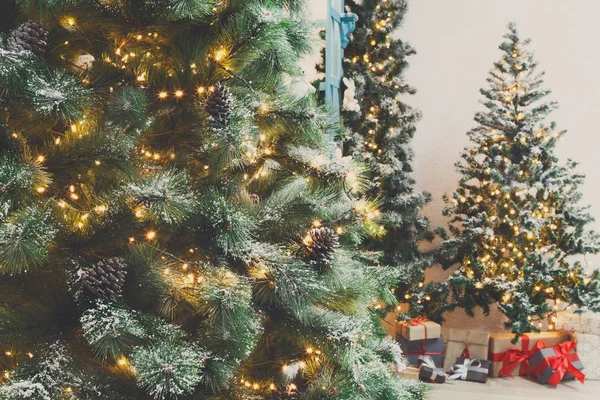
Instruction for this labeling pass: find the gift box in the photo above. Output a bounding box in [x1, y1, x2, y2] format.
[530, 341, 585, 386]
[574, 333, 600, 380]
[399, 366, 420, 380]
[397, 335, 443, 367]
[418, 355, 447, 383]
[442, 329, 489, 371]
[448, 358, 490, 383]
[397, 317, 441, 341]
[488, 331, 572, 377]
[555, 312, 600, 335]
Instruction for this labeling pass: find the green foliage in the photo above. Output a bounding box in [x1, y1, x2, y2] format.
[167, 0, 215, 20]
[25, 69, 93, 122]
[0, 152, 50, 207]
[0, 206, 56, 274]
[198, 189, 255, 254]
[108, 86, 149, 129]
[127, 170, 195, 225]
[81, 301, 146, 361]
[0, 50, 32, 99]
[131, 340, 207, 400]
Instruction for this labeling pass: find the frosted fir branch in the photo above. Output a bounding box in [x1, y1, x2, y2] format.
[81, 301, 146, 361]
[131, 341, 207, 400]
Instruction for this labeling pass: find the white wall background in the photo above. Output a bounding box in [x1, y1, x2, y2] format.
[307, 1, 600, 330]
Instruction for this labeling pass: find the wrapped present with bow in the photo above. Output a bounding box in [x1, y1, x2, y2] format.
[530, 341, 585, 386]
[397, 317, 441, 341]
[488, 331, 572, 377]
[448, 358, 490, 383]
[418, 355, 447, 383]
[397, 335, 444, 367]
[442, 329, 489, 371]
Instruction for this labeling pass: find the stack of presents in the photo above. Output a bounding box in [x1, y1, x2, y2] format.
[389, 312, 599, 385]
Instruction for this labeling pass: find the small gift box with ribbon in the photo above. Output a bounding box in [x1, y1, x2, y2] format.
[398, 335, 444, 367]
[398, 317, 441, 341]
[530, 341, 585, 386]
[418, 355, 447, 383]
[488, 331, 572, 377]
[448, 358, 490, 383]
[443, 329, 489, 371]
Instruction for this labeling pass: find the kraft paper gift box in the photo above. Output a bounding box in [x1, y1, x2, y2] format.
[574, 333, 600, 380]
[399, 366, 420, 380]
[448, 358, 490, 383]
[555, 312, 600, 335]
[397, 317, 441, 341]
[488, 331, 572, 377]
[529, 341, 585, 386]
[442, 329, 489, 371]
[397, 335, 444, 367]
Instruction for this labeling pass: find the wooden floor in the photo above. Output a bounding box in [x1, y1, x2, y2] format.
[428, 377, 599, 400]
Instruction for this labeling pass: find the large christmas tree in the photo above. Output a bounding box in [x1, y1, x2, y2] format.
[0, 1, 426, 399]
[439, 23, 600, 335]
[318, 0, 435, 316]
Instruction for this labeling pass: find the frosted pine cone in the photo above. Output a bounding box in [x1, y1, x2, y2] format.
[205, 83, 233, 124]
[83, 258, 128, 299]
[302, 227, 339, 264]
[6, 20, 49, 58]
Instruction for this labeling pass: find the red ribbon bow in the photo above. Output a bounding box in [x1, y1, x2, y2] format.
[545, 341, 585, 386]
[409, 316, 429, 340]
[492, 335, 545, 377]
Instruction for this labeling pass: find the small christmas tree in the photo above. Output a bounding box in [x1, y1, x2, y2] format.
[440, 23, 600, 335]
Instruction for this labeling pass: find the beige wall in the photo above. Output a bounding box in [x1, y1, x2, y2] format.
[307, 1, 600, 331]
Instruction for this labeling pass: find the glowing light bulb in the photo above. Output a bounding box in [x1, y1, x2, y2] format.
[174, 90, 184, 98]
[214, 49, 227, 61]
[146, 230, 156, 240]
[158, 91, 168, 99]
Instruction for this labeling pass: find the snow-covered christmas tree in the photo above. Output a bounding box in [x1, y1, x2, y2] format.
[439, 23, 600, 335]
[0, 1, 427, 398]
[318, 0, 436, 317]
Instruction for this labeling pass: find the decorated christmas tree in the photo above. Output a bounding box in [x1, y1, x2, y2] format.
[317, 0, 435, 316]
[439, 23, 600, 335]
[0, 1, 427, 399]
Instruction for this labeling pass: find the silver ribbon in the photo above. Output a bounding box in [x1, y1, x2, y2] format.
[419, 355, 447, 381]
[449, 358, 489, 381]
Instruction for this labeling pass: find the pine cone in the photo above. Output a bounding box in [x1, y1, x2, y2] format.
[302, 227, 339, 264]
[83, 258, 128, 299]
[6, 20, 49, 58]
[205, 83, 233, 124]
